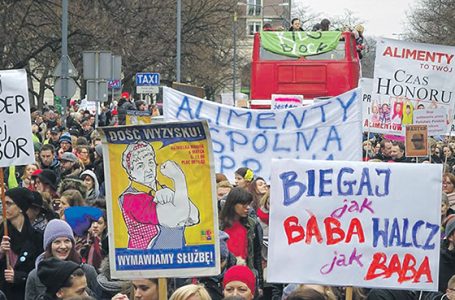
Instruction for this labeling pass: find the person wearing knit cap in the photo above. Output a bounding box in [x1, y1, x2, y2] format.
[223, 265, 256, 300]
[234, 167, 254, 190]
[59, 132, 73, 154]
[439, 216, 455, 293]
[37, 257, 88, 299]
[0, 187, 44, 300]
[25, 219, 101, 300]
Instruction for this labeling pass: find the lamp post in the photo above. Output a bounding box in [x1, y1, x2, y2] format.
[233, 11, 237, 104]
[176, 0, 181, 82]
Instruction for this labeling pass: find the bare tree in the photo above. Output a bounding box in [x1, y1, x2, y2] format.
[0, 0, 236, 106]
[406, 0, 455, 45]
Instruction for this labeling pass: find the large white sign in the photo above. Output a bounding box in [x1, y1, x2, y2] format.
[0, 69, 35, 167]
[268, 159, 442, 291]
[164, 87, 362, 181]
[372, 38, 455, 135]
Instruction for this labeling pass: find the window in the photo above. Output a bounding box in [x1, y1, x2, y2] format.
[247, 0, 262, 16]
[248, 21, 262, 36]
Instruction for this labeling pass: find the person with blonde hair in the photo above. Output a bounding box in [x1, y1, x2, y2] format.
[169, 284, 211, 300]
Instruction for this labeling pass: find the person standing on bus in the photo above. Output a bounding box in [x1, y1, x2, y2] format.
[320, 18, 331, 31]
[289, 18, 303, 31]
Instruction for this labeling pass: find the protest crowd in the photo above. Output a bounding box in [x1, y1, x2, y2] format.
[0, 88, 453, 300]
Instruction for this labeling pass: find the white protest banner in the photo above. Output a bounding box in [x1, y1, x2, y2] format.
[0, 69, 35, 167]
[360, 78, 374, 132]
[372, 38, 455, 135]
[271, 94, 304, 110]
[268, 159, 442, 291]
[413, 107, 448, 136]
[164, 87, 363, 181]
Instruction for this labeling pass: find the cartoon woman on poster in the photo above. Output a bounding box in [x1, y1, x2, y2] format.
[380, 103, 391, 125]
[371, 101, 380, 124]
[119, 141, 200, 249]
[402, 100, 414, 125]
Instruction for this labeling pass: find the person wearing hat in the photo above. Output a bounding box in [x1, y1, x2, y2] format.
[60, 152, 84, 180]
[223, 265, 256, 300]
[0, 187, 43, 300]
[117, 92, 136, 125]
[47, 126, 62, 150]
[32, 169, 60, 200]
[59, 132, 73, 157]
[25, 219, 101, 300]
[27, 191, 58, 232]
[36, 257, 88, 299]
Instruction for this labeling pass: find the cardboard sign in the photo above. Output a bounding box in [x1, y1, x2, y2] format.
[100, 121, 219, 279]
[268, 159, 442, 291]
[372, 38, 455, 135]
[405, 125, 429, 157]
[271, 94, 304, 109]
[0, 69, 35, 167]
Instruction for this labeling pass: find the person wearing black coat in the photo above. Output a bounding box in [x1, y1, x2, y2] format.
[0, 187, 43, 300]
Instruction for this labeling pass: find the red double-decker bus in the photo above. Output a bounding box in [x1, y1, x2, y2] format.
[250, 31, 361, 108]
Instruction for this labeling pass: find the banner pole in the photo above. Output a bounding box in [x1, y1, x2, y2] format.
[158, 278, 167, 300]
[0, 168, 10, 268]
[345, 286, 353, 300]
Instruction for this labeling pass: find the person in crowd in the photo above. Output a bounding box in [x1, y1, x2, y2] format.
[124, 278, 159, 300]
[223, 265, 256, 300]
[76, 145, 93, 170]
[169, 284, 211, 300]
[58, 132, 73, 158]
[441, 193, 455, 239]
[439, 217, 455, 293]
[81, 120, 94, 142]
[443, 173, 455, 209]
[32, 122, 44, 143]
[26, 219, 100, 299]
[320, 18, 331, 31]
[61, 152, 84, 180]
[21, 163, 39, 189]
[191, 231, 237, 300]
[217, 180, 233, 210]
[0, 187, 43, 300]
[288, 18, 303, 31]
[39, 144, 62, 179]
[80, 210, 108, 271]
[257, 191, 270, 240]
[47, 126, 62, 150]
[390, 141, 410, 163]
[443, 145, 455, 170]
[282, 284, 338, 300]
[430, 143, 443, 164]
[354, 24, 365, 59]
[135, 100, 147, 111]
[117, 93, 136, 125]
[80, 170, 100, 203]
[286, 288, 326, 300]
[93, 144, 105, 197]
[32, 169, 60, 201]
[234, 167, 254, 190]
[216, 173, 229, 184]
[96, 258, 128, 299]
[27, 191, 58, 232]
[248, 177, 268, 211]
[36, 257, 88, 299]
[373, 139, 393, 161]
[220, 187, 263, 292]
[56, 189, 86, 218]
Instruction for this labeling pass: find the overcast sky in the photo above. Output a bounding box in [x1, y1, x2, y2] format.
[295, 0, 417, 38]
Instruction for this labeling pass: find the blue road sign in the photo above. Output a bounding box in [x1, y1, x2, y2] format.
[136, 73, 160, 86]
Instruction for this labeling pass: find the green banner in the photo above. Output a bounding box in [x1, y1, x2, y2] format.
[260, 31, 342, 58]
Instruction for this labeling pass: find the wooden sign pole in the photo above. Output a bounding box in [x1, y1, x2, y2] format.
[158, 278, 167, 300]
[0, 168, 10, 268]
